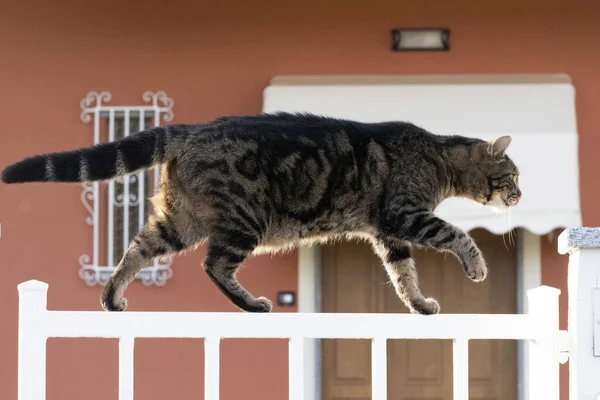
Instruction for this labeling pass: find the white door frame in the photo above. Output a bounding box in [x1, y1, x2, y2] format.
[297, 228, 542, 400]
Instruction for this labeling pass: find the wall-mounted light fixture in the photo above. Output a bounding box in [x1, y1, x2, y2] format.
[392, 28, 450, 51]
[277, 291, 296, 307]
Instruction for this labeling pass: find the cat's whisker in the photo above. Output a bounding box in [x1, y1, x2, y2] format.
[510, 211, 516, 247]
[502, 231, 509, 250]
[503, 209, 516, 247]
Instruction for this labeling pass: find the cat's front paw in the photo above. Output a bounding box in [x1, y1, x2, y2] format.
[244, 296, 273, 313]
[465, 253, 488, 282]
[410, 297, 440, 315]
[255, 296, 273, 312]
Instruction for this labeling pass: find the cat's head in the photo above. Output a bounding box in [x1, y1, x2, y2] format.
[464, 136, 521, 211]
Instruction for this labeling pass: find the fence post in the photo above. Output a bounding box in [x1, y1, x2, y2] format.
[559, 227, 600, 400]
[526, 285, 561, 400]
[17, 280, 49, 400]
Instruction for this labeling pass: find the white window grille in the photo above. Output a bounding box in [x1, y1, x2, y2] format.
[78, 91, 175, 286]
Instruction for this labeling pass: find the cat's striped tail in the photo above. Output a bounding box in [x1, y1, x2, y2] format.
[1, 125, 191, 184]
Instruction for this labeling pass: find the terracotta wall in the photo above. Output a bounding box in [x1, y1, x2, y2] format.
[0, 0, 598, 399]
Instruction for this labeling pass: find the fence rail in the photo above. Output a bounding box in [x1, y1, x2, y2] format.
[18, 280, 564, 400]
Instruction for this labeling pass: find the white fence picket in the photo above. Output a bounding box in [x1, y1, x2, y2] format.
[17, 280, 48, 400]
[453, 339, 469, 400]
[289, 336, 304, 400]
[527, 286, 561, 400]
[119, 336, 135, 400]
[204, 337, 220, 400]
[371, 337, 387, 400]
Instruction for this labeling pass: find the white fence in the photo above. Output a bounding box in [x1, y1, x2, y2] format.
[17, 280, 566, 400]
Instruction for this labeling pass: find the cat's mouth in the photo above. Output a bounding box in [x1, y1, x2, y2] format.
[485, 193, 520, 210]
[505, 193, 521, 207]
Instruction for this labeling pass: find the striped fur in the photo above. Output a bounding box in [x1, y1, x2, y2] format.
[0, 124, 190, 184]
[1, 113, 521, 314]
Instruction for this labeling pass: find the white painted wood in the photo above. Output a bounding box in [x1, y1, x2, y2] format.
[204, 337, 220, 400]
[18, 280, 48, 400]
[36, 311, 541, 339]
[289, 336, 304, 400]
[520, 231, 543, 312]
[559, 228, 600, 400]
[453, 339, 469, 400]
[297, 245, 320, 400]
[119, 336, 135, 400]
[371, 338, 387, 400]
[17, 280, 567, 400]
[517, 230, 542, 400]
[594, 289, 600, 357]
[526, 286, 561, 400]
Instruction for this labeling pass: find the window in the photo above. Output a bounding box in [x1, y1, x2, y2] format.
[78, 91, 175, 286]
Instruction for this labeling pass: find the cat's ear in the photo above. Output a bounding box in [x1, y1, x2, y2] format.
[488, 135, 512, 156]
[471, 135, 512, 161]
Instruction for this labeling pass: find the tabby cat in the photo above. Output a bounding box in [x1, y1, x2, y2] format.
[1, 113, 521, 315]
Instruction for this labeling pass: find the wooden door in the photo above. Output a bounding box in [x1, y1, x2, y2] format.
[321, 229, 518, 400]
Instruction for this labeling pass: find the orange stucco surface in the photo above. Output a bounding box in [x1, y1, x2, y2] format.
[1, 0, 598, 399]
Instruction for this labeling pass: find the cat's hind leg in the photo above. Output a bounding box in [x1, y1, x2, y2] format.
[101, 217, 194, 312]
[203, 224, 272, 313]
[372, 237, 440, 315]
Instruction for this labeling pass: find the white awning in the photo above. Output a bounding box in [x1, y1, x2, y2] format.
[262, 74, 581, 235]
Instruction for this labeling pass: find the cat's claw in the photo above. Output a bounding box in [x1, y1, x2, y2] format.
[410, 297, 440, 315]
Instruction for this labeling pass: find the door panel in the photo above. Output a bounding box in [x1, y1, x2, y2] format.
[321, 229, 518, 400]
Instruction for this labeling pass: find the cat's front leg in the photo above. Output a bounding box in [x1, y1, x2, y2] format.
[372, 237, 440, 315]
[412, 212, 487, 281]
[384, 210, 487, 282]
